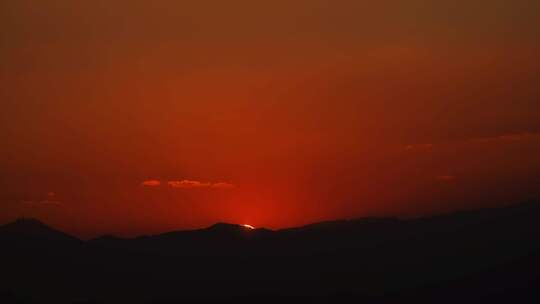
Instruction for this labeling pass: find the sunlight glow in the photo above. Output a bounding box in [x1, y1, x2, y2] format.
[242, 224, 255, 230]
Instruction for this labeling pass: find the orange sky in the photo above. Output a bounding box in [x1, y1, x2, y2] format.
[1, 0, 540, 238]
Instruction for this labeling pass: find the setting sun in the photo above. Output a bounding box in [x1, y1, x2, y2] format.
[2, 0, 540, 302]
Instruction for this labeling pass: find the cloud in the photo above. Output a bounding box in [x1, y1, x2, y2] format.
[476, 132, 535, 143]
[141, 180, 161, 187]
[142, 179, 236, 189]
[403, 132, 540, 152]
[404, 143, 434, 152]
[168, 180, 211, 188]
[167, 180, 236, 189]
[21, 200, 61, 206]
[436, 175, 456, 182]
[20, 191, 61, 205]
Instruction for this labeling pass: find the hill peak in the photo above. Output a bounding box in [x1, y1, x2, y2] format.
[209, 222, 242, 228]
[0, 218, 79, 242]
[6, 218, 51, 230]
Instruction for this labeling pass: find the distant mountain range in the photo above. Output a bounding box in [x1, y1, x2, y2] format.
[0, 218, 79, 243]
[1, 202, 540, 303]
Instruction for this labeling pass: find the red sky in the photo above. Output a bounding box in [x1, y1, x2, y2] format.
[1, 0, 540, 238]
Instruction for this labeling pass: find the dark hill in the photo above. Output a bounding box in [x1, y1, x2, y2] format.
[1, 201, 540, 303]
[0, 218, 79, 243]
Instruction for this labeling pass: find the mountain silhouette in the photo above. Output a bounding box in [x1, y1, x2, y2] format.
[1, 202, 540, 303]
[0, 218, 79, 243]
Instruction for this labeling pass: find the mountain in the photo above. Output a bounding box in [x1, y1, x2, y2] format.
[0, 218, 79, 243]
[1, 202, 540, 303]
[91, 222, 276, 256]
[151, 222, 273, 240]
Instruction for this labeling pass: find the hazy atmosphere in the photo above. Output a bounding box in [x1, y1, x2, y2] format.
[1, 0, 540, 238]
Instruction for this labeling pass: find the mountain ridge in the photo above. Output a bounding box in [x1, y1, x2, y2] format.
[2, 200, 539, 242]
[1, 200, 540, 303]
[0, 218, 79, 243]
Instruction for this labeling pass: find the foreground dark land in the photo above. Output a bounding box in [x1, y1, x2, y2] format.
[1, 202, 540, 303]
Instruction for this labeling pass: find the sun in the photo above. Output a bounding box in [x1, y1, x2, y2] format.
[242, 224, 255, 230]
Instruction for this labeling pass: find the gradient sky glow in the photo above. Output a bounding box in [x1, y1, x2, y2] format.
[1, 0, 540, 238]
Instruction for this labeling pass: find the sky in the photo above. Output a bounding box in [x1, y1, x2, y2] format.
[1, 0, 540, 238]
